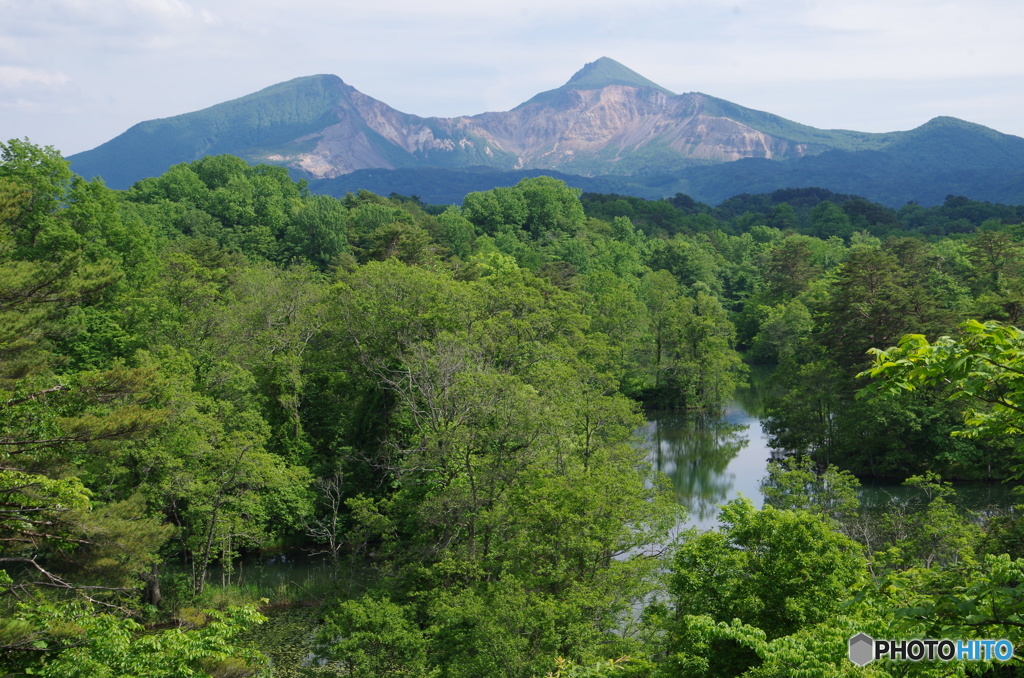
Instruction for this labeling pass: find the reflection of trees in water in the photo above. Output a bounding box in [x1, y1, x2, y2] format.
[856, 482, 1015, 514]
[730, 364, 779, 419]
[643, 412, 748, 522]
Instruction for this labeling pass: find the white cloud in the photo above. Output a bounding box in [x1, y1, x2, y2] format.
[3, 0, 1024, 155]
[790, 0, 1024, 80]
[24, 0, 220, 27]
[1, 0, 223, 55]
[0, 65, 70, 88]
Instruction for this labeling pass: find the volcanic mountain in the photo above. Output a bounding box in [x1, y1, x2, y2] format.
[68, 58, 1024, 206]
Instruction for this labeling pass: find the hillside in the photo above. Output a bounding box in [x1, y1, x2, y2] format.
[67, 58, 1024, 207]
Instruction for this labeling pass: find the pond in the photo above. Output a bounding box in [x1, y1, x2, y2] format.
[640, 367, 1018, 530]
[640, 405, 769, 529]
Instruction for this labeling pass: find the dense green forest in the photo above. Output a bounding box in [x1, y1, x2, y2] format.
[4, 139, 1024, 676]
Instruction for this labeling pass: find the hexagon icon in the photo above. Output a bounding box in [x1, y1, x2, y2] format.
[849, 633, 875, 666]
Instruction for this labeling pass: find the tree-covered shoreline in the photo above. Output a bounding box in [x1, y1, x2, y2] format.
[4, 139, 1024, 676]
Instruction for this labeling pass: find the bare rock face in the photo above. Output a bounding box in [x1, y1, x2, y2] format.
[464, 87, 810, 167]
[247, 62, 817, 179]
[70, 58, 901, 189]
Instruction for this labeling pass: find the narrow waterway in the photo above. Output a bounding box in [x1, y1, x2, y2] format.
[223, 374, 1016, 592]
[640, 370, 1017, 530]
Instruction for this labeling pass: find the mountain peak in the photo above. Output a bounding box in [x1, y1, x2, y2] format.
[564, 57, 674, 95]
[515, 58, 674, 108]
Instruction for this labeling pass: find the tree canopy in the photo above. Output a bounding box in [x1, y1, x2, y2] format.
[5, 139, 1024, 676]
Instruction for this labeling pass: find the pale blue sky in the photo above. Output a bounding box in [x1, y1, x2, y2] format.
[2, 0, 1023, 157]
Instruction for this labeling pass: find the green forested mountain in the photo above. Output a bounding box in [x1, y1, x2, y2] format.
[67, 74, 353, 189]
[67, 58, 1024, 209]
[676, 116, 1024, 206]
[6, 140, 1024, 676]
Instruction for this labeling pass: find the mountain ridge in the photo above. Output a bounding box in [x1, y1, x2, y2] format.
[66, 58, 1024, 207]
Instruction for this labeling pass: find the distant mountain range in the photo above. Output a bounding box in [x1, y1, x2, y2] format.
[68, 58, 1024, 207]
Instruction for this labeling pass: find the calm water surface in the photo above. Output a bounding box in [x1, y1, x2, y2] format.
[640, 405, 770, 529]
[641, 368, 1017, 530]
